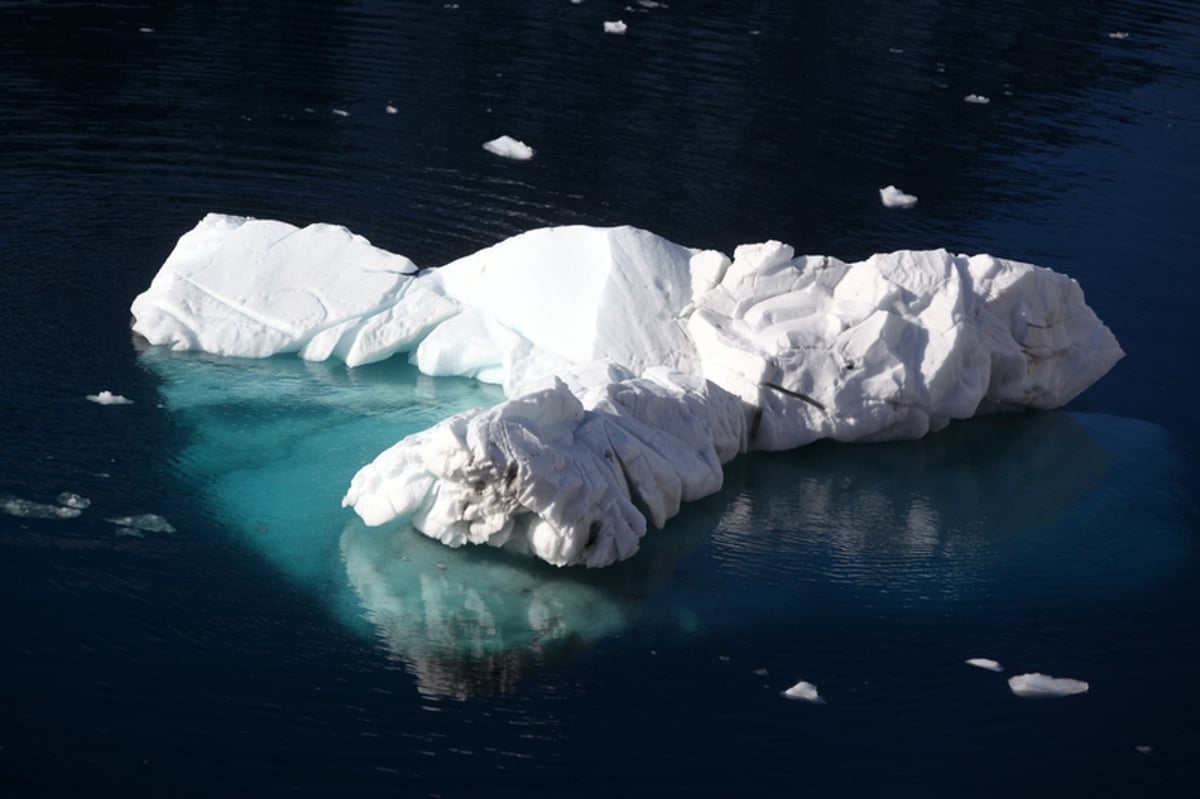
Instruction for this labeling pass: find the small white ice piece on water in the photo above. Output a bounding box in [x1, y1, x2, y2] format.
[86, 390, 133, 405]
[1108, 31, 1130, 40]
[1008, 672, 1089, 698]
[1135, 745, 1153, 754]
[332, 108, 350, 117]
[879, 185, 918, 209]
[782, 680, 824, 703]
[2, 496, 83, 519]
[604, 20, 628, 35]
[385, 104, 398, 114]
[56, 492, 91, 510]
[964, 94, 990, 105]
[965, 658, 1004, 672]
[107, 514, 176, 534]
[482, 135, 534, 160]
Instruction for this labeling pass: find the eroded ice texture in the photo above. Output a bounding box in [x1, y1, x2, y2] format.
[482, 135, 534, 160]
[880, 185, 918, 208]
[782, 680, 824, 703]
[966, 658, 1004, 672]
[1008, 672, 1090, 697]
[132, 217, 1123, 566]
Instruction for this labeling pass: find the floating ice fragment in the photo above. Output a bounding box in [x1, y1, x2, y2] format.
[1108, 31, 1130, 40]
[2, 496, 83, 519]
[106, 513, 176, 534]
[86, 390, 133, 405]
[1135, 745, 1153, 754]
[385, 104, 398, 114]
[965, 657, 1003, 672]
[964, 94, 990, 105]
[332, 108, 350, 117]
[782, 680, 824, 703]
[482, 135, 535, 160]
[56, 492, 91, 510]
[753, 668, 769, 676]
[1008, 672, 1089, 698]
[604, 20, 628, 35]
[139, 27, 154, 33]
[879, 185, 918, 208]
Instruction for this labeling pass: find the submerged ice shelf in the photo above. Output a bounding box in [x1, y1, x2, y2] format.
[132, 215, 1123, 567]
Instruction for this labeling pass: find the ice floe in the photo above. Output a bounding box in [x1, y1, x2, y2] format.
[2, 496, 84, 519]
[483, 135, 535, 160]
[56, 492, 91, 510]
[965, 657, 1003, 672]
[782, 680, 824, 703]
[879, 184, 918, 208]
[86, 390, 133, 405]
[131, 217, 1123, 567]
[1007, 672, 1089, 697]
[106, 513, 177, 534]
[604, 21, 628, 35]
[964, 94, 990, 105]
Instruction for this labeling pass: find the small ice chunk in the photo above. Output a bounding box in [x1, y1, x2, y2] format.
[138, 27, 154, 33]
[482, 135, 535, 160]
[1008, 672, 1089, 698]
[782, 680, 824, 703]
[964, 94, 990, 105]
[1135, 745, 1153, 754]
[86, 390, 133, 405]
[332, 108, 350, 117]
[56, 492, 91, 510]
[965, 657, 1003, 672]
[753, 668, 769, 676]
[2, 496, 83, 519]
[1108, 31, 1130, 40]
[879, 185, 918, 209]
[385, 104, 398, 114]
[604, 20, 628, 35]
[107, 514, 176, 534]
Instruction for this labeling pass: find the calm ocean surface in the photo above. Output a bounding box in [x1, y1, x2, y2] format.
[2, 1, 1198, 796]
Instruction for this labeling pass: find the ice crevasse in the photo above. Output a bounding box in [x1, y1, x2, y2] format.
[131, 214, 1123, 567]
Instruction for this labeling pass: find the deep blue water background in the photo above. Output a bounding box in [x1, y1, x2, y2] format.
[2, 1, 1199, 796]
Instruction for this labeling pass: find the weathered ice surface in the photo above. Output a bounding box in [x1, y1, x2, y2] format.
[133, 216, 1123, 566]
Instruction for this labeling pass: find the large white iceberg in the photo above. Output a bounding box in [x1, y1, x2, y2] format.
[132, 214, 1123, 567]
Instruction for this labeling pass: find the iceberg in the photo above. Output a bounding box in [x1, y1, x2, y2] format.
[131, 215, 1123, 567]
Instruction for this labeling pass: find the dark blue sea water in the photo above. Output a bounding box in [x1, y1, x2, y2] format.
[3, 1, 1199, 796]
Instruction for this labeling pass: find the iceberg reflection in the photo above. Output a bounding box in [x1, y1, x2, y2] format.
[706, 411, 1189, 609]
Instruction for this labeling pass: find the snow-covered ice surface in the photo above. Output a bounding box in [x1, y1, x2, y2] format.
[482, 135, 535, 160]
[132, 216, 1123, 567]
[1008, 672, 1090, 697]
[880, 185, 918, 208]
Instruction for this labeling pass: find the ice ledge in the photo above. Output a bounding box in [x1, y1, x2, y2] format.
[133, 216, 1123, 566]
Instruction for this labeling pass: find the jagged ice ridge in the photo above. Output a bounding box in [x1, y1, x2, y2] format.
[131, 214, 1123, 567]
